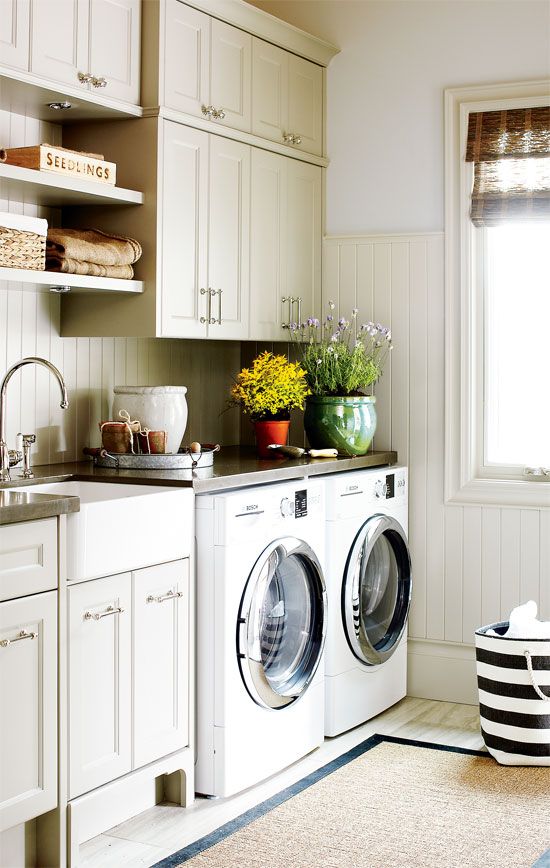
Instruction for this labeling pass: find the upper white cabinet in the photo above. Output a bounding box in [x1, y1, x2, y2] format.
[0, 590, 57, 832]
[162, 121, 250, 340]
[250, 149, 321, 341]
[209, 18, 251, 133]
[0, 0, 30, 70]
[163, 0, 209, 117]
[164, 2, 251, 133]
[30, 0, 141, 104]
[252, 39, 323, 157]
[88, 0, 141, 103]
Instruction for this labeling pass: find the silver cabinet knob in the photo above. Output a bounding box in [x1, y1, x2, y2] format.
[77, 71, 92, 84]
[282, 132, 302, 146]
[91, 75, 107, 88]
[201, 104, 215, 119]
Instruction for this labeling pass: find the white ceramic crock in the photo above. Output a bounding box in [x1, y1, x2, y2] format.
[112, 386, 188, 454]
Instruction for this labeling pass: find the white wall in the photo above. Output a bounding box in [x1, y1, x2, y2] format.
[250, 0, 550, 702]
[0, 111, 240, 464]
[248, 0, 550, 234]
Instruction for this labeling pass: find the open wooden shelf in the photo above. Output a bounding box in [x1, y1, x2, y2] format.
[0, 163, 143, 207]
[0, 267, 143, 294]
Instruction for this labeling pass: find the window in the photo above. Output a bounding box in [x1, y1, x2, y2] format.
[483, 223, 550, 471]
[445, 81, 550, 507]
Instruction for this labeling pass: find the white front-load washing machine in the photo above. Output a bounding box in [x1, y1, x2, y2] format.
[324, 466, 411, 737]
[195, 478, 327, 797]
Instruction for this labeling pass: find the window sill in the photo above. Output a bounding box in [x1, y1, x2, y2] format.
[447, 477, 550, 509]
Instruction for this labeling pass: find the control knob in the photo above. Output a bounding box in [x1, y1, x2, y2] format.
[374, 479, 387, 499]
[280, 497, 294, 517]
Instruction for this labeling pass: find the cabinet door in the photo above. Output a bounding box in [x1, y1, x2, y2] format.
[88, 0, 140, 104]
[287, 55, 323, 157]
[209, 19, 251, 133]
[133, 560, 189, 768]
[251, 38, 288, 146]
[164, 0, 209, 117]
[286, 160, 322, 324]
[207, 136, 250, 340]
[161, 121, 209, 338]
[0, 591, 57, 832]
[31, 0, 89, 89]
[0, 0, 30, 70]
[249, 149, 288, 341]
[68, 573, 131, 799]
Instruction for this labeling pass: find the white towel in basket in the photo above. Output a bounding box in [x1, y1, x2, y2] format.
[488, 601, 550, 639]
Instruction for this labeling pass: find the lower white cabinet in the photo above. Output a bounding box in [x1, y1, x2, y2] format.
[0, 590, 57, 832]
[68, 572, 132, 799]
[68, 560, 190, 798]
[133, 560, 189, 767]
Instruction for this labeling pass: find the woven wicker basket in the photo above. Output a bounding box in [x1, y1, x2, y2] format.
[0, 225, 46, 270]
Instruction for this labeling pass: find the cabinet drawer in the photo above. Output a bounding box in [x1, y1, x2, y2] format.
[0, 518, 57, 602]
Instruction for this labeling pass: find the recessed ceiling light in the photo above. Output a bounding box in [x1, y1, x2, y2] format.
[47, 101, 72, 111]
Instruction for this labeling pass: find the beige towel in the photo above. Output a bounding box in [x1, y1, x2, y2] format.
[47, 228, 142, 267]
[46, 255, 134, 279]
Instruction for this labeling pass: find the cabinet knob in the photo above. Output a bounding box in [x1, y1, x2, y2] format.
[201, 104, 215, 119]
[283, 132, 302, 146]
[91, 75, 108, 88]
[77, 71, 92, 84]
[212, 107, 226, 120]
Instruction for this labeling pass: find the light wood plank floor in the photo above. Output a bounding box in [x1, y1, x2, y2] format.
[81, 698, 483, 867]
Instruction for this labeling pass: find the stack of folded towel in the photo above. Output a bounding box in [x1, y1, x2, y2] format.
[46, 228, 142, 279]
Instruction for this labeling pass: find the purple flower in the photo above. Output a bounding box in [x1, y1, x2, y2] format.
[326, 315, 334, 322]
[338, 317, 346, 327]
[330, 333, 339, 342]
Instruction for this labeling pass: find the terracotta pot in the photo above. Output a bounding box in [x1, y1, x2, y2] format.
[253, 419, 290, 459]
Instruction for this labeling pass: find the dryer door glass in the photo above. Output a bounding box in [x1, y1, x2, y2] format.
[343, 515, 411, 666]
[238, 538, 327, 709]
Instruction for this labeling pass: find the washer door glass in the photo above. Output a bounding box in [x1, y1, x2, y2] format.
[343, 515, 412, 666]
[238, 537, 327, 709]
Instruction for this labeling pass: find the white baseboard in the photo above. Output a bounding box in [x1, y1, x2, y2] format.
[407, 639, 478, 705]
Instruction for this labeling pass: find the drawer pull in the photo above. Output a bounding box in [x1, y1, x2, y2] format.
[146, 590, 183, 604]
[0, 629, 37, 648]
[91, 75, 107, 88]
[77, 71, 92, 84]
[84, 605, 124, 621]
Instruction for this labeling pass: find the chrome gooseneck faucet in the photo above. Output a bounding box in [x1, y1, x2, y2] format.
[0, 357, 69, 482]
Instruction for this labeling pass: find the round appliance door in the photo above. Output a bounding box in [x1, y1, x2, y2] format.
[238, 537, 327, 710]
[343, 515, 412, 666]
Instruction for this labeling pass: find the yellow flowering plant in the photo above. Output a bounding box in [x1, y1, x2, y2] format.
[230, 351, 310, 421]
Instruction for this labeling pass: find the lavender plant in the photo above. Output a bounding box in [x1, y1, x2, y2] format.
[289, 301, 393, 396]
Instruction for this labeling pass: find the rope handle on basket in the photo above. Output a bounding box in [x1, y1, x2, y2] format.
[524, 651, 550, 702]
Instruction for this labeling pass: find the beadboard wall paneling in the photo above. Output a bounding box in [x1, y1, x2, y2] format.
[0, 110, 240, 462]
[323, 234, 550, 650]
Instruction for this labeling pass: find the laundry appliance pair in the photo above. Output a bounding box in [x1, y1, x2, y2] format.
[195, 466, 411, 798]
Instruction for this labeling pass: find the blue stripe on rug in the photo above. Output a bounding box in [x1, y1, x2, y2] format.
[533, 849, 550, 867]
[150, 735, 488, 868]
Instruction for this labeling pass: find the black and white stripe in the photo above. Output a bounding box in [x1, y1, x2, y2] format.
[475, 623, 550, 766]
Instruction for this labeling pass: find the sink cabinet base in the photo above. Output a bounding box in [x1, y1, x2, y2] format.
[67, 746, 194, 867]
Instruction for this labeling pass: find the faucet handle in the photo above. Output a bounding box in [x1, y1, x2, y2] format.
[8, 449, 23, 468]
[19, 433, 36, 479]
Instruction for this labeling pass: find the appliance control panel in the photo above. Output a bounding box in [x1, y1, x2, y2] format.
[373, 470, 406, 499]
[280, 489, 308, 518]
[216, 480, 323, 544]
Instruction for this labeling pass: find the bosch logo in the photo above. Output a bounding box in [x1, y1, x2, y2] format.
[245, 504, 258, 512]
[347, 485, 359, 491]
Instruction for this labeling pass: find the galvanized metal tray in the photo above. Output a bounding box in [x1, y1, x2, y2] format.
[91, 444, 220, 470]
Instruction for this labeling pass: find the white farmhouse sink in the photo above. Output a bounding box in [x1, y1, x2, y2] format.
[14, 481, 193, 582]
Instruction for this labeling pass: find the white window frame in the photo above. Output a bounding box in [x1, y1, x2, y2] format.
[444, 80, 550, 508]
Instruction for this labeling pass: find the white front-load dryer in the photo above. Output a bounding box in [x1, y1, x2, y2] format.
[324, 466, 411, 737]
[195, 479, 327, 797]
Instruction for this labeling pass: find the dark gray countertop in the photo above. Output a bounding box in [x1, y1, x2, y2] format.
[1, 446, 398, 497]
[0, 488, 80, 526]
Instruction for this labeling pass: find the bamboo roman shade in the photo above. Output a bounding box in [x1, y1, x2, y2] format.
[466, 106, 550, 226]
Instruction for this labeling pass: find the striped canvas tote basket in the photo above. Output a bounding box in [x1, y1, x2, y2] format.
[475, 622, 550, 766]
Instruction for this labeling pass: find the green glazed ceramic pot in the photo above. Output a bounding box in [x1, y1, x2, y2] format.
[304, 395, 377, 456]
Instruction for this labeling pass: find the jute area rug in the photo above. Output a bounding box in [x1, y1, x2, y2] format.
[154, 735, 550, 868]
